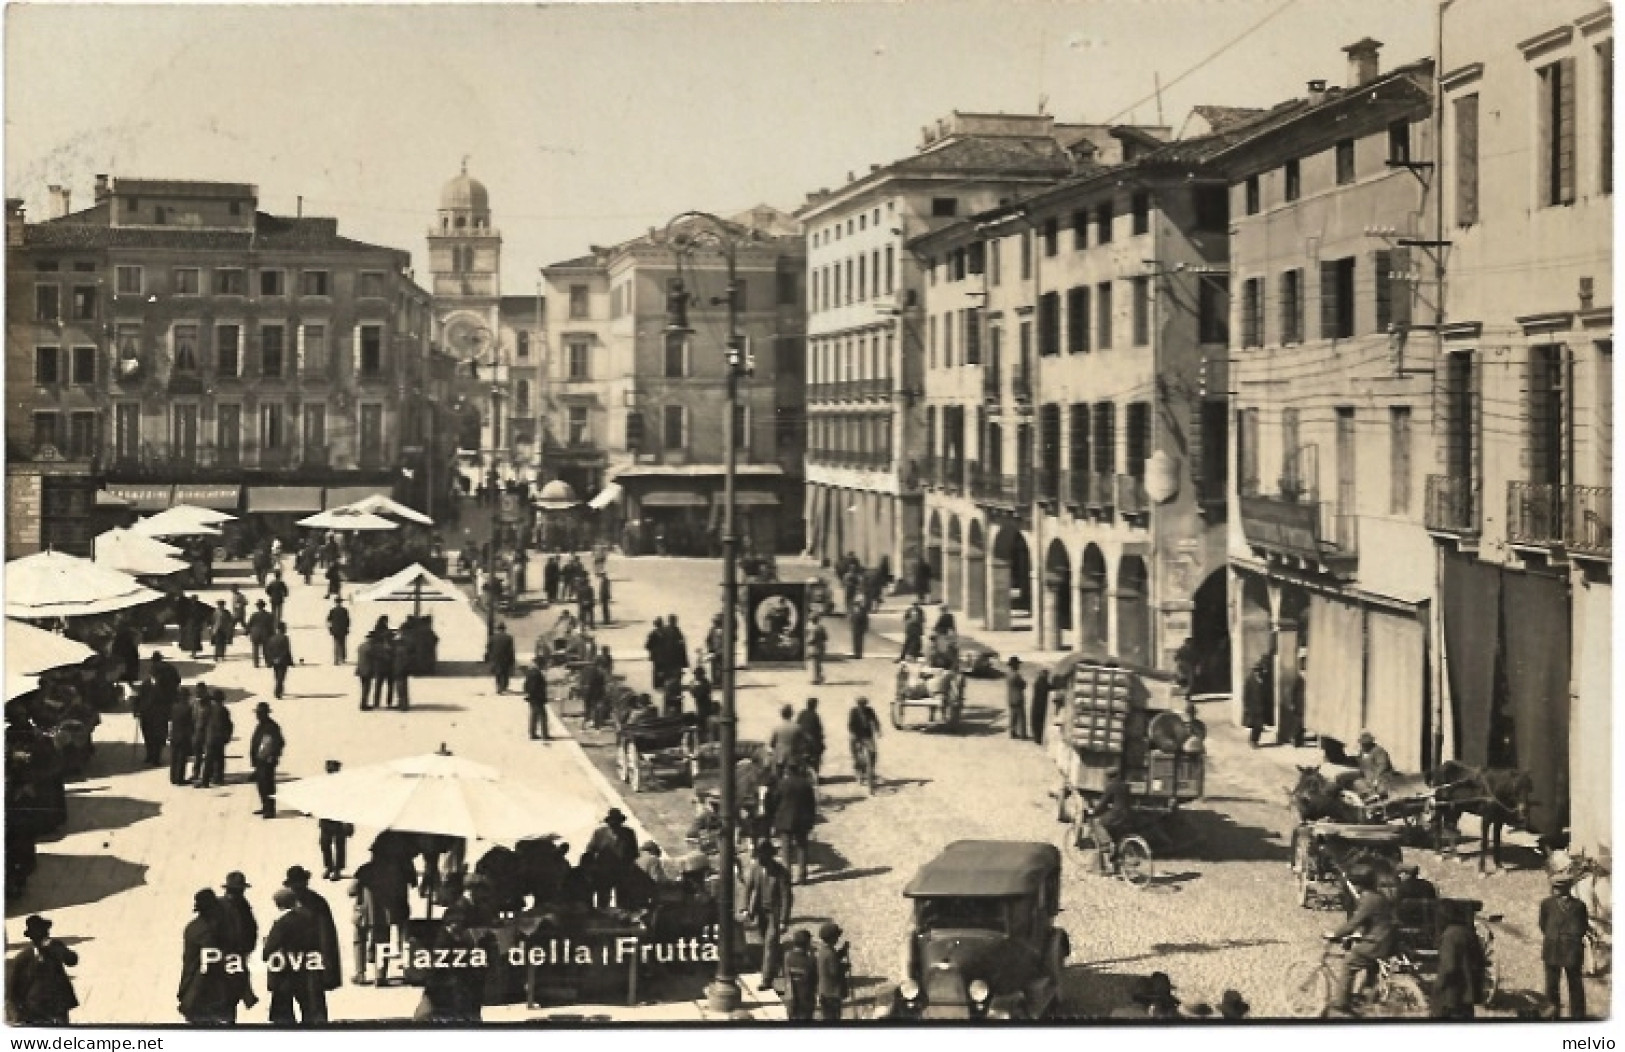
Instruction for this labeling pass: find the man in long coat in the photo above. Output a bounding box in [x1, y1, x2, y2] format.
[645, 618, 668, 691]
[848, 595, 869, 659]
[168, 689, 197, 786]
[178, 890, 234, 1023]
[774, 764, 818, 884]
[218, 871, 260, 1015]
[249, 702, 285, 818]
[245, 600, 275, 668]
[264, 888, 323, 1025]
[487, 623, 517, 694]
[6, 915, 79, 1024]
[264, 623, 294, 700]
[195, 693, 233, 789]
[139, 653, 180, 766]
[284, 866, 341, 1015]
[581, 809, 638, 908]
[210, 601, 237, 662]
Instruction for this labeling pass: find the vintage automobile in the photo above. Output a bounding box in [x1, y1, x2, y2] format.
[883, 840, 1070, 1020]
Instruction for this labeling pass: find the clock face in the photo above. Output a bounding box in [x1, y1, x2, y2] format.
[446, 318, 489, 358]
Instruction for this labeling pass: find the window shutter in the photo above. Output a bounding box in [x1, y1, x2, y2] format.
[1320, 261, 1339, 339]
[1374, 250, 1393, 332]
[1559, 56, 1577, 204]
[296, 324, 306, 376]
[1391, 247, 1412, 329]
[351, 325, 361, 381]
[1456, 94, 1479, 224]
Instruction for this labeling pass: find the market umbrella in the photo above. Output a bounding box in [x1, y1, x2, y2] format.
[533, 479, 580, 512]
[93, 528, 190, 577]
[4, 621, 96, 676]
[297, 508, 399, 532]
[129, 508, 223, 539]
[4, 551, 163, 620]
[343, 494, 434, 526]
[351, 563, 464, 617]
[277, 747, 603, 843]
[5, 673, 40, 703]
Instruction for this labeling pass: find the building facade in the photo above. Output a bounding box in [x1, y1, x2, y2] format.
[5, 176, 434, 540]
[1431, 0, 1612, 842]
[800, 113, 1093, 579]
[1217, 44, 1440, 772]
[913, 133, 1234, 684]
[539, 254, 619, 501]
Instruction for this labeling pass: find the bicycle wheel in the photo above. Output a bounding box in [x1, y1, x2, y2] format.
[1118, 835, 1154, 888]
[1282, 958, 1331, 1017]
[1370, 973, 1427, 1018]
[1062, 809, 1095, 869]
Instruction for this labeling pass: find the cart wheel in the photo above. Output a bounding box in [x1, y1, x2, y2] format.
[1476, 920, 1499, 1002]
[627, 744, 644, 793]
[890, 698, 905, 730]
[1118, 836, 1154, 888]
[615, 740, 630, 783]
[1282, 957, 1331, 1017]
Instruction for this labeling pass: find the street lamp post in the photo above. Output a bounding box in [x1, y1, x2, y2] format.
[660, 209, 755, 1015]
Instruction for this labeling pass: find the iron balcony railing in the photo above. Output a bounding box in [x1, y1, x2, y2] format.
[1507, 481, 1563, 548]
[1424, 474, 1479, 535]
[1507, 481, 1613, 559]
[1564, 484, 1612, 558]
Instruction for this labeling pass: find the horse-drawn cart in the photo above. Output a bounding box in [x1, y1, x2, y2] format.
[892, 658, 965, 731]
[616, 714, 702, 792]
[1290, 821, 1405, 910]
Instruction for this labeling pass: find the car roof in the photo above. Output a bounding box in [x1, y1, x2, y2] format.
[903, 840, 1061, 898]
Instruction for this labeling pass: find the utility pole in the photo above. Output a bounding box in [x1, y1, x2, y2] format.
[662, 210, 755, 1015]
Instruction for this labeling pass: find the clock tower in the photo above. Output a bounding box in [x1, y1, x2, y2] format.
[428, 161, 506, 461]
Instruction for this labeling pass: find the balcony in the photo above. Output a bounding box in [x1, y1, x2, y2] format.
[1424, 474, 1480, 537]
[1239, 494, 1358, 577]
[968, 467, 1027, 508]
[1116, 473, 1149, 519]
[1507, 481, 1613, 560]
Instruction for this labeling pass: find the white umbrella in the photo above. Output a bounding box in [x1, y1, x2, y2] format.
[4, 621, 96, 676]
[93, 528, 191, 577]
[351, 563, 464, 616]
[297, 508, 399, 532]
[4, 552, 163, 620]
[344, 494, 434, 526]
[168, 504, 237, 525]
[277, 747, 602, 843]
[5, 673, 39, 703]
[130, 508, 223, 538]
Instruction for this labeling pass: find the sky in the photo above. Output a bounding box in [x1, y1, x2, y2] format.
[5, 1, 1436, 292]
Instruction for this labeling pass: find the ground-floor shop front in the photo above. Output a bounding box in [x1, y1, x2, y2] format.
[805, 481, 919, 577]
[616, 465, 801, 557]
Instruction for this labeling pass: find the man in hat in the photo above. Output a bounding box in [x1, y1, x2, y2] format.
[318, 762, 353, 880]
[781, 928, 817, 1020]
[582, 809, 638, 908]
[135, 653, 176, 767]
[195, 691, 234, 789]
[1334, 731, 1396, 800]
[265, 570, 289, 625]
[245, 600, 275, 668]
[249, 702, 285, 818]
[899, 600, 925, 663]
[769, 704, 805, 775]
[6, 915, 79, 1024]
[1540, 870, 1589, 1018]
[813, 921, 850, 1021]
[743, 839, 793, 991]
[327, 597, 350, 666]
[210, 600, 237, 662]
[168, 687, 198, 786]
[775, 763, 819, 885]
[389, 628, 413, 710]
[264, 886, 322, 1025]
[848, 593, 869, 659]
[1120, 972, 1180, 1019]
[795, 698, 825, 776]
[178, 889, 233, 1024]
[1218, 989, 1251, 1020]
[1323, 867, 1396, 1015]
[284, 865, 341, 1012]
[230, 584, 249, 630]
[1241, 654, 1272, 748]
[264, 622, 294, 700]
[577, 575, 596, 629]
[1394, 863, 1437, 902]
[805, 614, 828, 685]
[486, 622, 517, 695]
[523, 654, 552, 741]
[325, 556, 344, 602]
[218, 872, 260, 1014]
[1433, 899, 1485, 1019]
[598, 572, 612, 625]
[1005, 656, 1028, 739]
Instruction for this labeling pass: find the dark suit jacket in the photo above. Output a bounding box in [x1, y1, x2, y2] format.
[487, 632, 516, 673]
[293, 886, 343, 990]
[263, 905, 322, 994]
[178, 915, 231, 1020]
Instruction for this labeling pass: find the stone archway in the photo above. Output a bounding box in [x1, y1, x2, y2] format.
[1079, 544, 1109, 648]
[1042, 537, 1073, 650]
[1190, 569, 1231, 696]
[945, 516, 964, 611]
[965, 519, 988, 622]
[989, 524, 1032, 632]
[1116, 555, 1151, 667]
[1235, 571, 1273, 722]
[925, 510, 944, 605]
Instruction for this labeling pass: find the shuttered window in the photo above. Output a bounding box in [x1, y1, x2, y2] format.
[1069, 403, 1090, 475]
[1238, 407, 1260, 496]
[1241, 278, 1264, 347]
[1067, 286, 1090, 353]
[1538, 57, 1578, 206]
[1280, 269, 1303, 345]
[1390, 406, 1412, 514]
[1375, 248, 1412, 333]
[1126, 402, 1150, 478]
[1454, 93, 1480, 224]
[1601, 41, 1614, 195]
[1093, 401, 1116, 475]
[965, 307, 982, 365]
[1096, 282, 1113, 349]
[1038, 292, 1061, 356]
[1320, 258, 1355, 340]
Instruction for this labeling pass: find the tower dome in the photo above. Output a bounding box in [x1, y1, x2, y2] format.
[440, 170, 489, 213]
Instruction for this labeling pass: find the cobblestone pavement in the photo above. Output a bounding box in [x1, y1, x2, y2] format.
[573, 554, 1610, 1021]
[6, 547, 1607, 1023]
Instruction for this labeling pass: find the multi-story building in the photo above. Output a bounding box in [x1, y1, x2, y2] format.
[1216, 42, 1439, 771]
[913, 128, 1235, 685]
[4, 175, 434, 546]
[541, 206, 807, 554]
[1431, 0, 1612, 845]
[799, 113, 1100, 579]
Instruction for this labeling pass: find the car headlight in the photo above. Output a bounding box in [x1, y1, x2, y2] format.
[899, 979, 920, 1004]
[968, 979, 991, 1004]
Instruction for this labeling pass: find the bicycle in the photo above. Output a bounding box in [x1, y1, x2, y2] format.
[1064, 808, 1154, 888]
[852, 737, 878, 794]
[1283, 940, 1428, 1018]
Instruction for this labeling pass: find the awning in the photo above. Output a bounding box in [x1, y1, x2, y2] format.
[105, 484, 172, 511]
[325, 486, 384, 509]
[247, 486, 324, 514]
[94, 490, 133, 508]
[587, 482, 624, 510]
[171, 484, 241, 511]
[640, 491, 709, 508]
[730, 491, 780, 507]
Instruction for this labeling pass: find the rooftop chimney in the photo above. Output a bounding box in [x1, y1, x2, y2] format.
[1343, 37, 1382, 88]
[46, 185, 71, 219]
[1307, 79, 1329, 106]
[93, 174, 110, 202]
[6, 198, 26, 248]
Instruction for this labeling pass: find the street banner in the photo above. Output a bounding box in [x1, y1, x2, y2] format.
[745, 581, 807, 664]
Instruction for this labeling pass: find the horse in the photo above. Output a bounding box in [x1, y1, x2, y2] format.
[1288, 765, 1366, 825]
[1426, 760, 1535, 872]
